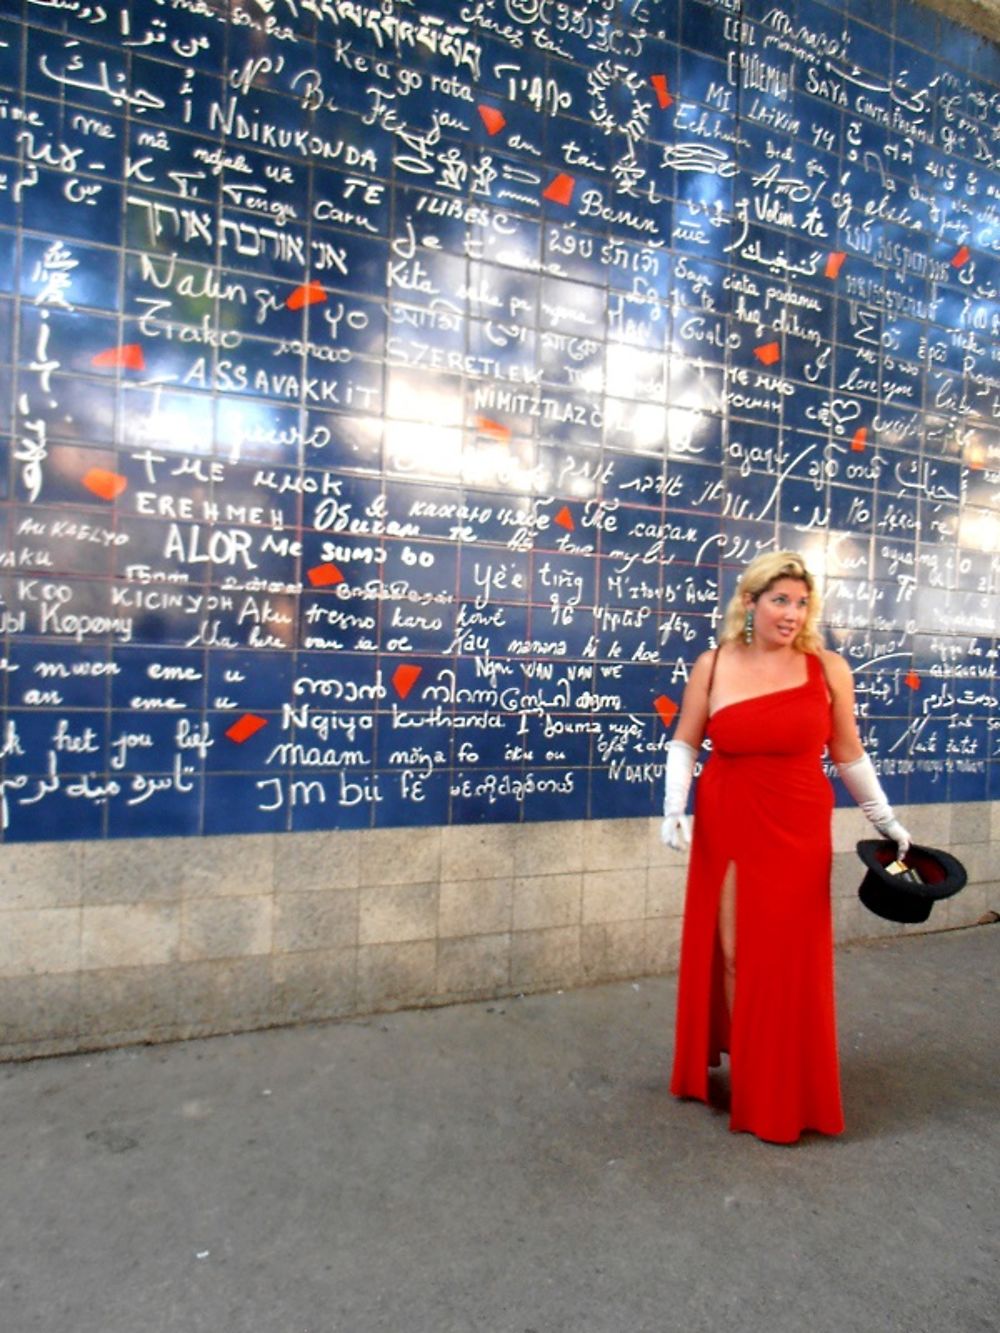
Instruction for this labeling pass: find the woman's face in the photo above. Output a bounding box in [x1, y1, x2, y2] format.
[747, 577, 810, 647]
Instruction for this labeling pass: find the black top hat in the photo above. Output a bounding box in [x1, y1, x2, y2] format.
[856, 841, 968, 924]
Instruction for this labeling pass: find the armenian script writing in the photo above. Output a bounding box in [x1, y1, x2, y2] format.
[0, 0, 997, 839]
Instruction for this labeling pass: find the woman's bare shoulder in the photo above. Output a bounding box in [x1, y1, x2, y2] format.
[680, 649, 718, 697]
[819, 648, 853, 684]
[691, 647, 720, 677]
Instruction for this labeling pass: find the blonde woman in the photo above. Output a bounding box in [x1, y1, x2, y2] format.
[662, 550, 910, 1143]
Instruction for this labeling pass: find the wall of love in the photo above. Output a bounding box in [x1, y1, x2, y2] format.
[0, 0, 997, 841]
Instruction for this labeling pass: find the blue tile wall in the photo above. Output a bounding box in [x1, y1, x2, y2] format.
[0, 0, 997, 840]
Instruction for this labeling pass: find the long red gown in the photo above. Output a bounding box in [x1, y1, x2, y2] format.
[669, 652, 845, 1143]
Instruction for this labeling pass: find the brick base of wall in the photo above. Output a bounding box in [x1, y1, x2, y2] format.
[0, 802, 996, 1060]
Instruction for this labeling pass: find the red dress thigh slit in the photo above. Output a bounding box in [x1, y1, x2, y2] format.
[669, 653, 845, 1144]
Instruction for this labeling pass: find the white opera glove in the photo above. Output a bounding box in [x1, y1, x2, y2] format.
[661, 739, 696, 851]
[836, 752, 911, 859]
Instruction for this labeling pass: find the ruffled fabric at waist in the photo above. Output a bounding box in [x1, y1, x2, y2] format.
[710, 748, 826, 763]
[700, 749, 833, 805]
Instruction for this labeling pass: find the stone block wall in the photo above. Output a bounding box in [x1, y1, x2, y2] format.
[1, 803, 996, 1061]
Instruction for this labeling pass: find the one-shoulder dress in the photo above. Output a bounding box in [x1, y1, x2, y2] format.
[669, 651, 845, 1143]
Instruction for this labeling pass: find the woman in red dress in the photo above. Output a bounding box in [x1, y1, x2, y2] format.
[662, 551, 911, 1143]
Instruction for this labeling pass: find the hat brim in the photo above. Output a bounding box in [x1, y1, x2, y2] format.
[855, 841, 968, 924]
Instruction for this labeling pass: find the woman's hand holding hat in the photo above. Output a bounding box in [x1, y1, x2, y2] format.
[836, 752, 911, 859]
[872, 816, 911, 861]
[661, 740, 696, 851]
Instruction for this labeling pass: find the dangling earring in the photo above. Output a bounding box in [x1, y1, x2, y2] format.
[744, 608, 754, 644]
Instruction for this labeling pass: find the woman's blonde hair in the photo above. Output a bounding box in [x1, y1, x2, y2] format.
[719, 550, 824, 653]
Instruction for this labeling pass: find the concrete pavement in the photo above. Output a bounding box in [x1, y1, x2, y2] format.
[1, 924, 997, 1333]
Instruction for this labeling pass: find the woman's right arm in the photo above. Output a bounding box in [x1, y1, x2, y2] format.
[660, 650, 714, 849]
[673, 649, 715, 749]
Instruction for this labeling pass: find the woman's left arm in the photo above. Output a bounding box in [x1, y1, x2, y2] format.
[823, 650, 864, 765]
[822, 651, 912, 858]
